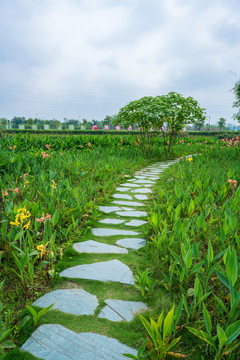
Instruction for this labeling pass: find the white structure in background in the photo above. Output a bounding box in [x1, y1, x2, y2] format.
[44, 124, 49, 130]
[19, 124, 25, 130]
[69, 125, 74, 130]
[104, 125, 110, 130]
[32, 125, 37, 130]
[81, 125, 86, 130]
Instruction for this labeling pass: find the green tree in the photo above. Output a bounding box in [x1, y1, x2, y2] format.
[232, 79, 240, 123]
[218, 117, 226, 130]
[159, 92, 205, 152]
[117, 92, 205, 153]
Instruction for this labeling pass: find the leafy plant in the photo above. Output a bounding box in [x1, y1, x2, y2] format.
[27, 303, 55, 327]
[139, 305, 187, 359]
[134, 269, 156, 297]
[187, 314, 240, 360]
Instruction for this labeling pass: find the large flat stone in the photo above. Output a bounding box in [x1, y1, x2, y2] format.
[133, 179, 155, 184]
[134, 176, 148, 179]
[99, 206, 121, 213]
[116, 238, 146, 250]
[33, 289, 98, 315]
[99, 206, 135, 214]
[21, 324, 137, 360]
[73, 240, 128, 254]
[99, 218, 125, 225]
[125, 220, 147, 227]
[131, 188, 152, 194]
[120, 183, 142, 188]
[59, 259, 134, 285]
[116, 187, 131, 192]
[134, 194, 148, 200]
[99, 300, 147, 322]
[116, 210, 147, 218]
[112, 194, 133, 200]
[92, 228, 139, 236]
[112, 200, 144, 207]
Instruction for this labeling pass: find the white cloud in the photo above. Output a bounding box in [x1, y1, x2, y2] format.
[0, 0, 240, 122]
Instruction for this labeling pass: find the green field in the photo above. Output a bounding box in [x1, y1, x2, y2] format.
[0, 133, 239, 359]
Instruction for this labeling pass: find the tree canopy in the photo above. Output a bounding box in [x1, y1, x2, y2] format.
[232, 79, 240, 123]
[117, 92, 205, 132]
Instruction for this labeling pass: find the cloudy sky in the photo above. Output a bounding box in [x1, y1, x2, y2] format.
[1, 0, 240, 124]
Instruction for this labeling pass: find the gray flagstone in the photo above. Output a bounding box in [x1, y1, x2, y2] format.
[112, 194, 133, 200]
[33, 289, 98, 315]
[59, 259, 134, 285]
[133, 179, 155, 184]
[120, 183, 142, 187]
[98, 299, 147, 322]
[116, 187, 131, 191]
[92, 228, 139, 236]
[21, 324, 137, 360]
[131, 188, 152, 194]
[134, 194, 148, 200]
[116, 210, 147, 217]
[99, 218, 125, 225]
[73, 240, 128, 254]
[116, 238, 146, 250]
[112, 200, 144, 207]
[125, 219, 147, 227]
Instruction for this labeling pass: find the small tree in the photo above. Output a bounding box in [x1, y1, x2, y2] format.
[218, 117, 226, 130]
[117, 93, 205, 153]
[157, 92, 205, 152]
[232, 79, 240, 123]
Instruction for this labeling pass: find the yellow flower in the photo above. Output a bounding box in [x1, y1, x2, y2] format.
[37, 242, 49, 258]
[23, 220, 31, 230]
[11, 207, 31, 228]
[187, 157, 193, 162]
[50, 180, 57, 189]
[10, 220, 20, 227]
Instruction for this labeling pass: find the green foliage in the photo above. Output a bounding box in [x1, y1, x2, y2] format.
[139, 306, 187, 359]
[27, 303, 54, 327]
[232, 78, 240, 123]
[133, 269, 156, 297]
[117, 92, 205, 153]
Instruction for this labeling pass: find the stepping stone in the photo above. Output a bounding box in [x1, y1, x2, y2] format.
[131, 188, 152, 194]
[133, 179, 155, 184]
[99, 299, 147, 322]
[99, 206, 135, 213]
[116, 187, 131, 192]
[116, 210, 147, 218]
[59, 259, 134, 285]
[116, 238, 146, 250]
[99, 206, 121, 213]
[113, 200, 144, 207]
[146, 176, 159, 180]
[112, 194, 133, 200]
[73, 240, 128, 254]
[99, 218, 125, 225]
[21, 324, 137, 360]
[120, 183, 141, 187]
[125, 220, 147, 227]
[33, 289, 98, 315]
[92, 228, 139, 236]
[134, 194, 148, 200]
[134, 176, 148, 179]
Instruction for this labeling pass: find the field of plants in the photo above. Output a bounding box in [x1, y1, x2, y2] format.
[0, 133, 239, 359]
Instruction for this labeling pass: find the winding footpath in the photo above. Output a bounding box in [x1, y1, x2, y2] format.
[21, 160, 178, 359]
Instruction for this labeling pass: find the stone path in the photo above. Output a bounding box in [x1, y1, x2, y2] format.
[21, 159, 178, 359]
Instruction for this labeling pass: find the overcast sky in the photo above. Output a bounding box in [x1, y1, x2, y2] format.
[1, 0, 240, 124]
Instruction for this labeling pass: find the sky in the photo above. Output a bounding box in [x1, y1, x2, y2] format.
[1, 0, 240, 124]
